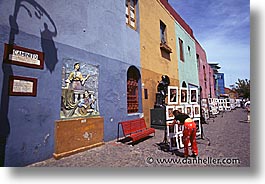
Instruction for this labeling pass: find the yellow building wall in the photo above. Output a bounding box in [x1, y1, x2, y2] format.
[139, 0, 179, 126]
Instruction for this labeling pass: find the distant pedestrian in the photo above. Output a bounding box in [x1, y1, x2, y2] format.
[172, 110, 198, 158]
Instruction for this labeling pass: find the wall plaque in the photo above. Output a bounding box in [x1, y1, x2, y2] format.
[3, 43, 44, 69]
[9, 76, 37, 96]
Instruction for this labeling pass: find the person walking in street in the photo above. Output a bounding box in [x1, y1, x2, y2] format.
[172, 110, 198, 158]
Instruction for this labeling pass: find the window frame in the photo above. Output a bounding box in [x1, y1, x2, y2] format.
[127, 67, 140, 114]
[187, 46, 191, 56]
[160, 20, 167, 44]
[160, 20, 172, 58]
[179, 38, 184, 62]
[126, 0, 137, 30]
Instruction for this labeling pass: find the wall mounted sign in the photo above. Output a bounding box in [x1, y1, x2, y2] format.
[9, 75, 37, 96]
[3, 43, 44, 69]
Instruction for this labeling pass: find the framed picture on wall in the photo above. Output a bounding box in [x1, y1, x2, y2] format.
[167, 86, 178, 105]
[185, 105, 193, 118]
[189, 88, 198, 104]
[193, 118, 201, 136]
[166, 105, 175, 120]
[193, 105, 200, 118]
[175, 105, 184, 113]
[180, 87, 188, 104]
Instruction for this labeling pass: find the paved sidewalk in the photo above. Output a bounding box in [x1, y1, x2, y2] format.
[28, 108, 250, 167]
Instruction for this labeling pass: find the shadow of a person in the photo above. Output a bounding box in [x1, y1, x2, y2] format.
[40, 22, 58, 73]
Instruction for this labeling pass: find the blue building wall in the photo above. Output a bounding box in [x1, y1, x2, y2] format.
[0, 0, 141, 166]
[215, 73, 225, 97]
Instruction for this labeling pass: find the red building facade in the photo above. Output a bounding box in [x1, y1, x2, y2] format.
[195, 40, 215, 99]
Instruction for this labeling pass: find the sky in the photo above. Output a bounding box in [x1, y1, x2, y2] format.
[168, 0, 250, 87]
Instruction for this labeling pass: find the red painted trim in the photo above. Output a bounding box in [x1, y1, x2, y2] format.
[160, 0, 194, 39]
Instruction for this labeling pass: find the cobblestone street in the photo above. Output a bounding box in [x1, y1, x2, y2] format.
[28, 108, 250, 167]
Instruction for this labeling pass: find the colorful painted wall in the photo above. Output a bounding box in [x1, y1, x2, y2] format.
[215, 73, 225, 97]
[195, 40, 215, 98]
[208, 66, 216, 98]
[159, 1, 198, 89]
[139, 0, 179, 125]
[175, 22, 199, 88]
[0, 0, 141, 166]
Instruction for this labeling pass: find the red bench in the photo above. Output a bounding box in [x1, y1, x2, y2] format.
[117, 118, 155, 143]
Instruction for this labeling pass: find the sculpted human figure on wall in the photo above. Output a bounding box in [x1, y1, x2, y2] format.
[65, 62, 90, 90]
[77, 90, 97, 115]
[60, 61, 100, 118]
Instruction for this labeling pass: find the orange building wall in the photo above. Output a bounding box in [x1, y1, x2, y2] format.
[139, 0, 179, 125]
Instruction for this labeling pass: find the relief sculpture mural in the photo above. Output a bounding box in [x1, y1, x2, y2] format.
[60, 59, 99, 118]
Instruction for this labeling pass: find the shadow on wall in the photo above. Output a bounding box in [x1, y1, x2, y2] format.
[0, 0, 57, 166]
[40, 22, 58, 73]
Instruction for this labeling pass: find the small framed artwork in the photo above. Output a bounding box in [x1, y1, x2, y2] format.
[180, 87, 188, 104]
[169, 136, 179, 150]
[166, 105, 175, 120]
[178, 133, 191, 148]
[201, 98, 208, 106]
[220, 99, 226, 107]
[193, 118, 201, 136]
[208, 98, 213, 104]
[167, 86, 178, 104]
[177, 133, 184, 148]
[185, 105, 193, 118]
[214, 98, 219, 104]
[193, 105, 200, 118]
[189, 88, 198, 104]
[177, 124, 184, 132]
[175, 105, 184, 113]
[166, 122, 179, 150]
[205, 111, 209, 120]
[202, 107, 209, 120]
[167, 121, 177, 136]
[9, 75, 37, 96]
